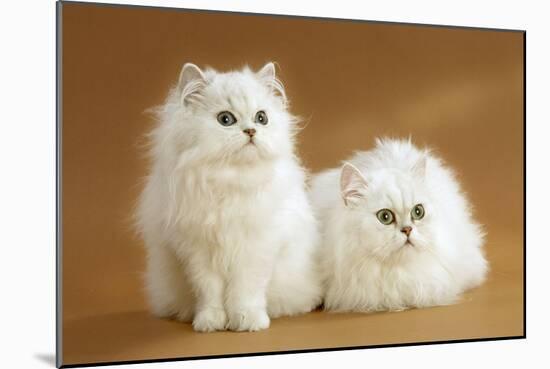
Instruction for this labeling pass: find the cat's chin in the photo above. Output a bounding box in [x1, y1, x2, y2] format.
[231, 141, 275, 165]
[229, 145, 263, 165]
[377, 243, 420, 261]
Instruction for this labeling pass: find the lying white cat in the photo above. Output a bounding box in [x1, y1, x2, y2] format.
[310, 138, 488, 312]
[135, 62, 322, 332]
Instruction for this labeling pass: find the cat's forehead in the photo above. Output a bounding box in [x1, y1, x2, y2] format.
[368, 169, 424, 210]
[205, 72, 268, 105]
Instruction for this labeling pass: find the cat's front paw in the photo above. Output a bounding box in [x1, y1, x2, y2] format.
[226, 308, 270, 332]
[192, 307, 227, 332]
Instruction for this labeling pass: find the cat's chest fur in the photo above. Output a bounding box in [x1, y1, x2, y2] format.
[175, 160, 291, 248]
[330, 251, 459, 311]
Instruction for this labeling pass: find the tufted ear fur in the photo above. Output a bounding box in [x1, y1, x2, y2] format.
[177, 63, 206, 106]
[257, 62, 276, 81]
[340, 163, 368, 206]
[412, 154, 428, 178]
[257, 62, 287, 103]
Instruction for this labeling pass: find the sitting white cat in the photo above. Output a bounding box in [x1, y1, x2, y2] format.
[310, 138, 488, 312]
[135, 62, 322, 332]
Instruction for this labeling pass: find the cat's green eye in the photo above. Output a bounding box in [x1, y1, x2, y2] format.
[254, 110, 268, 125]
[376, 209, 395, 225]
[217, 111, 237, 126]
[411, 204, 425, 220]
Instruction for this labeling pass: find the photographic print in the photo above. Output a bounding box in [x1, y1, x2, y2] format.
[57, 1, 525, 367]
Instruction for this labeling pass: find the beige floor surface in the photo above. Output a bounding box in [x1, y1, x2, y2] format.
[62, 230, 523, 365]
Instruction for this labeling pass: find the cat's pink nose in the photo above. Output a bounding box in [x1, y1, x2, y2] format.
[243, 128, 256, 137]
[401, 226, 412, 236]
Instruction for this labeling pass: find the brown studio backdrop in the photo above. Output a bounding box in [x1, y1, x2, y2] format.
[61, 2, 524, 366]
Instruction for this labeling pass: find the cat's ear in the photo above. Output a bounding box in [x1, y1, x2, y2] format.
[412, 154, 428, 177]
[340, 163, 368, 206]
[257, 62, 287, 103]
[177, 63, 206, 106]
[258, 62, 276, 81]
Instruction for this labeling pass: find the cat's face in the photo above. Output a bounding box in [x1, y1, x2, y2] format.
[341, 162, 436, 260]
[174, 62, 294, 166]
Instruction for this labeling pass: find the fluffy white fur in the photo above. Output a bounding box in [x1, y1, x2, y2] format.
[136, 62, 322, 332]
[310, 138, 488, 312]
